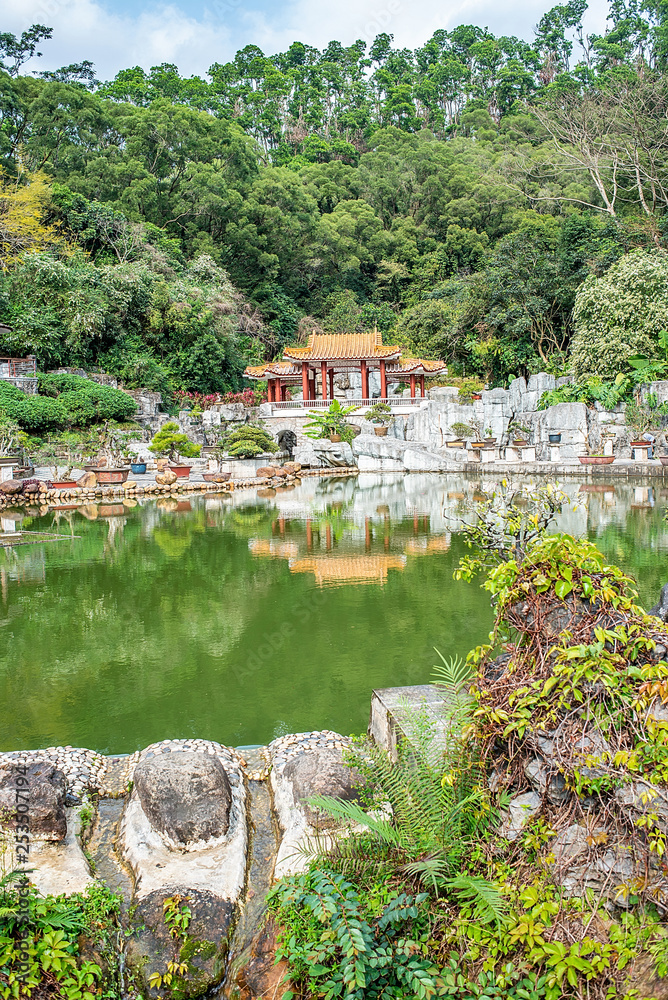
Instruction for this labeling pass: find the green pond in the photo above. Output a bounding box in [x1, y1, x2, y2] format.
[1, 474, 667, 754]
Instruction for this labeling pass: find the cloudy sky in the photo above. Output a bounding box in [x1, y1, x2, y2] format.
[2, 0, 610, 80]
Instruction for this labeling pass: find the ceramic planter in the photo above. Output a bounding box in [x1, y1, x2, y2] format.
[130, 462, 147, 475]
[169, 465, 191, 478]
[471, 441, 486, 449]
[374, 426, 388, 437]
[47, 480, 77, 489]
[484, 437, 496, 444]
[548, 434, 561, 444]
[578, 456, 615, 465]
[446, 439, 463, 448]
[96, 468, 130, 484]
[659, 456, 668, 466]
[512, 439, 528, 447]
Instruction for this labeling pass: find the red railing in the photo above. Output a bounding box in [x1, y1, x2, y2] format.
[270, 397, 428, 410]
[0, 357, 37, 377]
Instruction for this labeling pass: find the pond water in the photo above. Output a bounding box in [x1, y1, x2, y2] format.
[1, 473, 667, 754]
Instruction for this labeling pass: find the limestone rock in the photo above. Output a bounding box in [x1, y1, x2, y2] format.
[133, 751, 232, 845]
[78, 471, 98, 489]
[123, 480, 137, 491]
[0, 762, 67, 840]
[551, 824, 590, 867]
[125, 887, 234, 999]
[282, 748, 362, 831]
[499, 792, 541, 842]
[283, 462, 301, 474]
[615, 780, 668, 831]
[155, 470, 178, 486]
[312, 440, 354, 467]
[256, 466, 276, 478]
[0, 479, 23, 495]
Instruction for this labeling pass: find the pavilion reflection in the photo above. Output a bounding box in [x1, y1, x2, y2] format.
[248, 511, 448, 588]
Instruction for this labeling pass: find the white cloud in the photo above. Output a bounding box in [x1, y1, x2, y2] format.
[1, 0, 233, 78]
[1, 0, 611, 79]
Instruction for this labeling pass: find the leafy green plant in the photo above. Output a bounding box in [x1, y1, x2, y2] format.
[304, 400, 359, 443]
[148, 422, 201, 462]
[450, 422, 478, 439]
[0, 414, 25, 456]
[223, 424, 278, 458]
[147, 895, 192, 991]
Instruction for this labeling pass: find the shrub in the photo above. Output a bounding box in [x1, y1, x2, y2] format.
[37, 374, 137, 424]
[148, 422, 201, 461]
[223, 425, 277, 458]
[0, 382, 70, 432]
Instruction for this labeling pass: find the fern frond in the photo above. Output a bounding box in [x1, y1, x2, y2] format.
[444, 874, 507, 927]
[307, 795, 401, 845]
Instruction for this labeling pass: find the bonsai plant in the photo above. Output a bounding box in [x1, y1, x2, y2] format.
[223, 425, 278, 459]
[47, 432, 82, 488]
[304, 400, 358, 443]
[449, 422, 477, 448]
[91, 423, 133, 482]
[484, 426, 496, 444]
[508, 421, 532, 446]
[624, 397, 665, 444]
[365, 402, 393, 437]
[149, 422, 201, 477]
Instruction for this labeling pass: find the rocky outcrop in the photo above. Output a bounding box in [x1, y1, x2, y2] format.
[122, 743, 247, 998]
[0, 761, 67, 840]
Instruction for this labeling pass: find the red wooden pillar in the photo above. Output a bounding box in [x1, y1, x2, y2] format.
[302, 363, 309, 401]
[420, 374, 425, 397]
[321, 361, 328, 401]
[269, 379, 276, 402]
[329, 368, 335, 400]
[309, 377, 316, 401]
[410, 374, 416, 398]
[380, 360, 387, 399]
[360, 360, 369, 400]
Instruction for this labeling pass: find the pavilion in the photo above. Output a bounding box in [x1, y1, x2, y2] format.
[244, 331, 447, 404]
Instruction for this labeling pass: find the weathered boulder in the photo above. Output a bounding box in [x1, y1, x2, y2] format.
[23, 482, 40, 494]
[282, 748, 362, 830]
[126, 888, 234, 999]
[155, 469, 178, 485]
[0, 762, 67, 840]
[0, 479, 23, 495]
[256, 466, 276, 478]
[78, 471, 98, 488]
[133, 751, 232, 845]
[312, 440, 354, 467]
[225, 917, 292, 1000]
[283, 462, 301, 474]
[550, 824, 590, 867]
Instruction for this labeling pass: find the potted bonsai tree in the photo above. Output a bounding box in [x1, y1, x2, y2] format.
[449, 422, 477, 448]
[304, 400, 358, 443]
[149, 422, 201, 478]
[365, 402, 393, 437]
[0, 414, 25, 478]
[91, 423, 132, 483]
[508, 421, 532, 446]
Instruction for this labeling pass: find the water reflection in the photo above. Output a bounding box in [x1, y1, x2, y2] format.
[1, 473, 668, 752]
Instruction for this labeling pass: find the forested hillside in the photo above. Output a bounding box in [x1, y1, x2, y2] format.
[0, 1, 667, 395]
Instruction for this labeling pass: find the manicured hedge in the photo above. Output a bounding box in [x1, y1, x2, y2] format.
[0, 375, 137, 432]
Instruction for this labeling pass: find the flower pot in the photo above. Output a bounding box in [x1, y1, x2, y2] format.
[47, 480, 77, 489]
[548, 433, 561, 444]
[446, 439, 463, 448]
[578, 455, 615, 465]
[471, 393, 482, 400]
[512, 439, 528, 447]
[659, 456, 668, 466]
[96, 468, 130, 484]
[130, 462, 147, 475]
[168, 465, 191, 478]
[630, 440, 647, 447]
[484, 437, 496, 445]
[374, 426, 388, 437]
[471, 441, 486, 449]
[329, 434, 342, 443]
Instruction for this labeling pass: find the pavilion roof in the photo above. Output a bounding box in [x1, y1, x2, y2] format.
[284, 331, 401, 362]
[387, 357, 449, 376]
[244, 361, 301, 380]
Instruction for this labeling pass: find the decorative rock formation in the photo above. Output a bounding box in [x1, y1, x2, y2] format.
[78, 471, 98, 488]
[0, 761, 67, 840]
[155, 469, 178, 485]
[133, 751, 232, 845]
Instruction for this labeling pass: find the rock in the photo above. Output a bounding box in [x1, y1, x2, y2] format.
[23, 482, 40, 494]
[38, 482, 48, 493]
[615, 780, 668, 831]
[282, 748, 363, 831]
[155, 470, 178, 486]
[0, 762, 67, 840]
[650, 582, 668, 621]
[125, 888, 234, 999]
[312, 440, 354, 467]
[133, 751, 232, 845]
[0, 479, 23, 494]
[283, 462, 301, 474]
[123, 481, 137, 491]
[551, 824, 590, 867]
[256, 466, 276, 478]
[499, 792, 542, 842]
[273, 468, 288, 479]
[276, 429, 297, 455]
[77, 471, 98, 488]
[228, 917, 292, 1000]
